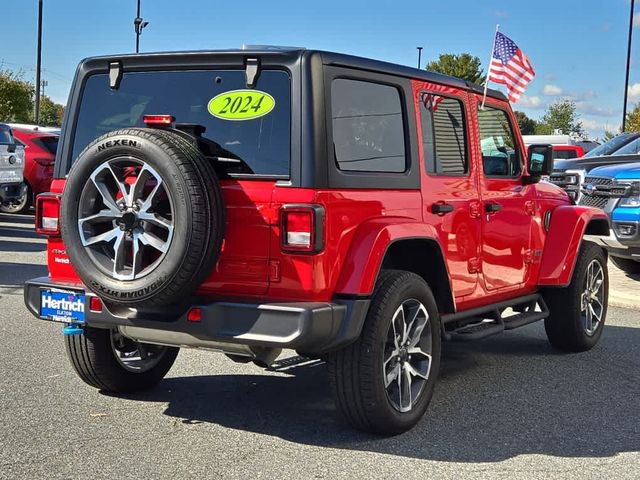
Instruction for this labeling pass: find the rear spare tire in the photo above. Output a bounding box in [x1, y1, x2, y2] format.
[60, 128, 224, 308]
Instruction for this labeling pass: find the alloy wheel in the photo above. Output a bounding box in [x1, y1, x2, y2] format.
[77, 157, 174, 281]
[581, 259, 605, 336]
[383, 299, 433, 413]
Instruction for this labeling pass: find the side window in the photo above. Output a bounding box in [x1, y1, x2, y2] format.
[420, 93, 468, 175]
[477, 107, 521, 177]
[331, 78, 406, 173]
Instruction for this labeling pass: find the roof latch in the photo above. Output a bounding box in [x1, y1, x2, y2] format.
[245, 58, 260, 88]
[109, 61, 123, 90]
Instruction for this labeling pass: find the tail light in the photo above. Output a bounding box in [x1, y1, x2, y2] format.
[34, 157, 55, 167]
[280, 205, 324, 253]
[143, 114, 175, 126]
[35, 193, 61, 236]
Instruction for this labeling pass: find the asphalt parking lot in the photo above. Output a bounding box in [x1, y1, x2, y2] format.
[1, 212, 639, 480]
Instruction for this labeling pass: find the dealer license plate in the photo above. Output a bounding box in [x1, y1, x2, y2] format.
[40, 289, 86, 323]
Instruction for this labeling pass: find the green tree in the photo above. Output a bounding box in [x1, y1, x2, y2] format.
[0, 69, 34, 123]
[425, 53, 486, 84]
[39, 95, 65, 127]
[513, 110, 537, 135]
[535, 99, 584, 136]
[602, 129, 618, 142]
[625, 104, 640, 132]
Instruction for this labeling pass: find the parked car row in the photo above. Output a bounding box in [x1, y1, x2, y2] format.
[0, 123, 58, 214]
[0, 123, 26, 207]
[545, 132, 640, 274]
[579, 162, 640, 274]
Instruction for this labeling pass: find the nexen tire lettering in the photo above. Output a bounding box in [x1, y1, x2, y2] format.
[96, 139, 139, 152]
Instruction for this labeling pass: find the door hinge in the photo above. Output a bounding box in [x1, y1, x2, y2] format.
[467, 257, 482, 273]
[524, 200, 536, 216]
[469, 201, 481, 219]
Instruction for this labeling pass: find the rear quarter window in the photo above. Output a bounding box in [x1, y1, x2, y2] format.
[331, 78, 406, 173]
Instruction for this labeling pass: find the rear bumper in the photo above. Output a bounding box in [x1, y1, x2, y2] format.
[24, 277, 370, 356]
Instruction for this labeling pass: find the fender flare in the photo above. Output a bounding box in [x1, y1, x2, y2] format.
[538, 205, 609, 286]
[334, 218, 447, 295]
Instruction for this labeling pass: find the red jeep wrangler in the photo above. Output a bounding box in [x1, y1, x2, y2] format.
[25, 48, 610, 435]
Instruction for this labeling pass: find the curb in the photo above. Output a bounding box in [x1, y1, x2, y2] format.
[608, 294, 640, 310]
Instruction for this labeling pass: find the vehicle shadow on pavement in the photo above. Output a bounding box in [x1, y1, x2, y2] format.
[0, 239, 46, 253]
[117, 323, 640, 462]
[0, 261, 48, 287]
[0, 213, 46, 253]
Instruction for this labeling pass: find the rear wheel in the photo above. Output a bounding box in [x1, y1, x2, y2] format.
[543, 242, 608, 352]
[327, 270, 441, 435]
[610, 256, 640, 275]
[65, 326, 178, 393]
[0, 182, 31, 214]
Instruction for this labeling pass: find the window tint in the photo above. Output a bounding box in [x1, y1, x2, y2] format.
[477, 107, 521, 177]
[73, 70, 291, 176]
[421, 93, 468, 175]
[331, 79, 405, 172]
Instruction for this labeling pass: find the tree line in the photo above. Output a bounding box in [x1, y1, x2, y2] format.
[426, 53, 640, 138]
[0, 69, 64, 127]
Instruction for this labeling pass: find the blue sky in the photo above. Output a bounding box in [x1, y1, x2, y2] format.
[1, 0, 638, 138]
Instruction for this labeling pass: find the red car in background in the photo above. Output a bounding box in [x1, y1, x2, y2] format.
[1, 127, 58, 213]
[552, 144, 584, 160]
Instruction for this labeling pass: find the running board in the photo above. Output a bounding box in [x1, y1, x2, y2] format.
[442, 294, 549, 342]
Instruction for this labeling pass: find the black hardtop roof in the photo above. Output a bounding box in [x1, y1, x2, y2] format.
[81, 47, 508, 102]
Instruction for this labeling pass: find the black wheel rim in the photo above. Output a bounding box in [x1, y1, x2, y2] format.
[110, 330, 167, 373]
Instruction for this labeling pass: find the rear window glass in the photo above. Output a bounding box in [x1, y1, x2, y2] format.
[36, 136, 59, 155]
[72, 70, 291, 176]
[552, 149, 578, 160]
[0, 125, 14, 144]
[331, 78, 406, 173]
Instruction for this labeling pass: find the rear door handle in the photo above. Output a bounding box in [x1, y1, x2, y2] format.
[485, 203, 502, 213]
[431, 203, 454, 215]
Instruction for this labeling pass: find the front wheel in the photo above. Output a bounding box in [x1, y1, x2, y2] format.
[610, 256, 640, 275]
[542, 242, 608, 352]
[327, 270, 441, 435]
[65, 326, 179, 392]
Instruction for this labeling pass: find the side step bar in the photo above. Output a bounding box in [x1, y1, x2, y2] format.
[441, 294, 549, 342]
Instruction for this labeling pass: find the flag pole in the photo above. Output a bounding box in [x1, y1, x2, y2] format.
[481, 24, 500, 110]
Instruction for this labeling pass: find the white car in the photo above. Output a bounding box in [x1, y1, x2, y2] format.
[0, 124, 26, 206]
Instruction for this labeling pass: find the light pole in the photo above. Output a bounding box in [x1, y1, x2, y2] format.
[416, 47, 423, 69]
[34, 0, 43, 124]
[134, 0, 149, 53]
[622, 0, 635, 132]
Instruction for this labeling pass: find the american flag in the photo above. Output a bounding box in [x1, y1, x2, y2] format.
[488, 31, 535, 103]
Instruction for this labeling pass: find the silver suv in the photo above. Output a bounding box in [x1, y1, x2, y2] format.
[0, 123, 26, 206]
